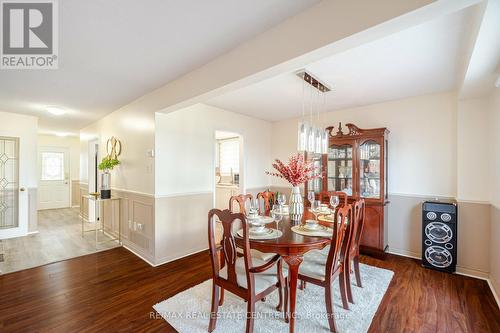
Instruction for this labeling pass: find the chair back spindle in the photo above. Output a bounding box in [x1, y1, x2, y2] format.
[229, 194, 253, 215]
[208, 209, 253, 291]
[256, 190, 275, 215]
[325, 205, 351, 278]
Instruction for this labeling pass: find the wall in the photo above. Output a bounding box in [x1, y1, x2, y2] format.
[0, 112, 38, 239]
[271, 91, 493, 277]
[272, 91, 458, 196]
[80, 108, 155, 196]
[488, 89, 500, 300]
[38, 135, 81, 207]
[154, 103, 272, 264]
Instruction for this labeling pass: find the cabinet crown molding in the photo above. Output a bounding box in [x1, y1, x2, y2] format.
[326, 123, 389, 138]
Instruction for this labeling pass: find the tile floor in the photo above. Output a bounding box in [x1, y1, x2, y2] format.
[0, 208, 119, 274]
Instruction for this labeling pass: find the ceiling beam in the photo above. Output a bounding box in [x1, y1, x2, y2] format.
[107, 0, 482, 116]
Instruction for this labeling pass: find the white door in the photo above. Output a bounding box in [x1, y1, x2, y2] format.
[38, 147, 70, 210]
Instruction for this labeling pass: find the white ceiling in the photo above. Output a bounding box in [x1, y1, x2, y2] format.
[207, 6, 477, 122]
[0, 0, 319, 135]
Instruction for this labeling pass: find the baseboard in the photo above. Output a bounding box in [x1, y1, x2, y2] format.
[387, 247, 421, 260]
[121, 243, 155, 266]
[153, 247, 209, 267]
[26, 231, 39, 235]
[487, 276, 500, 309]
[456, 266, 490, 280]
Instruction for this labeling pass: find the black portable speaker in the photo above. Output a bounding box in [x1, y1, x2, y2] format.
[422, 201, 457, 273]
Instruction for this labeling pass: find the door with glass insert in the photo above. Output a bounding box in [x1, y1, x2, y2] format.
[0, 137, 19, 229]
[359, 140, 381, 199]
[327, 144, 353, 196]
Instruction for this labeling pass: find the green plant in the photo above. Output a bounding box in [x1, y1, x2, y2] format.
[98, 156, 120, 172]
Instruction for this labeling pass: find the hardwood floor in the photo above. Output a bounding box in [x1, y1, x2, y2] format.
[0, 247, 498, 333]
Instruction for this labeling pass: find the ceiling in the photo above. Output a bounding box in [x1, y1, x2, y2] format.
[0, 0, 319, 135]
[207, 6, 478, 122]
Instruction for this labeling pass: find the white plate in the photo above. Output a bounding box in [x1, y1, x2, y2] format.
[301, 224, 328, 232]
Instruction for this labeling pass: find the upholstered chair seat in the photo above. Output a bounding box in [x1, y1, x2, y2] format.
[220, 256, 288, 294]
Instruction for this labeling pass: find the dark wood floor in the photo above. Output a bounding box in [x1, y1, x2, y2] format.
[0, 247, 498, 333]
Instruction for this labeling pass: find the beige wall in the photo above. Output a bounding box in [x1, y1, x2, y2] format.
[457, 99, 490, 202]
[80, 108, 155, 195]
[271, 91, 458, 197]
[488, 89, 500, 299]
[155, 103, 272, 196]
[154, 104, 272, 264]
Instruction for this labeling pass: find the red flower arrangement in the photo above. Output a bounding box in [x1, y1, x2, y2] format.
[266, 153, 322, 187]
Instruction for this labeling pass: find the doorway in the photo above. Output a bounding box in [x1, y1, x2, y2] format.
[38, 147, 70, 210]
[214, 131, 243, 210]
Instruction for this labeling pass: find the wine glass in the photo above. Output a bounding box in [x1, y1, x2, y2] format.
[310, 200, 321, 222]
[271, 204, 283, 229]
[307, 191, 315, 206]
[330, 195, 340, 212]
[277, 193, 286, 206]
[250, 198, 259, 216]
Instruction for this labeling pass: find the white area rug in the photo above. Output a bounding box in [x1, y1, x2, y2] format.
[153, 263, 393, 333]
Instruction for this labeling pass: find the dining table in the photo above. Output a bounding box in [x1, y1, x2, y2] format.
[236, 210, 334, 333]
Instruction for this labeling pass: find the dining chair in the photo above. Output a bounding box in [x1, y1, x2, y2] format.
[319, 191, 348, 207]
[344, 199, 366, 304]
[208, 209, 288, 333]
[297, 205, 351, 333]
[257, 190, 275, 215]
[229, 194, 253, 215]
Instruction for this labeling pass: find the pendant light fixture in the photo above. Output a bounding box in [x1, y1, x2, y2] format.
[296, 71, 330, 154]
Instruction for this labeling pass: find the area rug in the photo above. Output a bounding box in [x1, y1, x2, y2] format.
[153, 263, 393, 333]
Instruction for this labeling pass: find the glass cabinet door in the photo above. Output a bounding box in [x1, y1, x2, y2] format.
[306, 153, 323, 194]
[327, 144, 353, 196]
[359, 140, 381, 199]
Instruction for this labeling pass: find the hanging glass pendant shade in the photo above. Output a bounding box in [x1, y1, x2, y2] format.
[297, 122, 309, 151]
[321, 130, 328, 154]
[314, 127, 322, 154]
[307, 124, 315, 153]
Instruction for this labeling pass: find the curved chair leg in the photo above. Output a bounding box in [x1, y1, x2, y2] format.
[246, 301, 255, 333]
[208, 282, 220, 332]
[339, 273, 349, 310]
[353, 255, 362, 287]
[345, 260, 354, 304]
[276, 259, 284, 311]
[219, 288, 225, 305]
[284, 277, 289, 323]
[325, 283, 338, 333]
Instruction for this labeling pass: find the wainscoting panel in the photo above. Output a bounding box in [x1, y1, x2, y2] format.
[109, 189, 155, 263]
[155, 193, 213, 266]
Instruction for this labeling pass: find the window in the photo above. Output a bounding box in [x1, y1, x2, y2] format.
[41, 152, 64, 181]
[218, 139, 239, 175]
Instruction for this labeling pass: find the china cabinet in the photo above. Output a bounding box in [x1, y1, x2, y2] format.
[305, 123, 389, 259]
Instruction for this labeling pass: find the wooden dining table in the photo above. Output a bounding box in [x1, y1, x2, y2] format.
[236, 211, 332, 333]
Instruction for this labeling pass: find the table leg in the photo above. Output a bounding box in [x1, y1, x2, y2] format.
[282, 255, 303, 333]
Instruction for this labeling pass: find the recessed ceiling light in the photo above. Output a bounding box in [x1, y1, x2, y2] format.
[46, 106, 65, 115]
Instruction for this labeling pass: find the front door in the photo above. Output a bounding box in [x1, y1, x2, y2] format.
[38, 147, 70, 210]
[0, 137, 19, 229]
